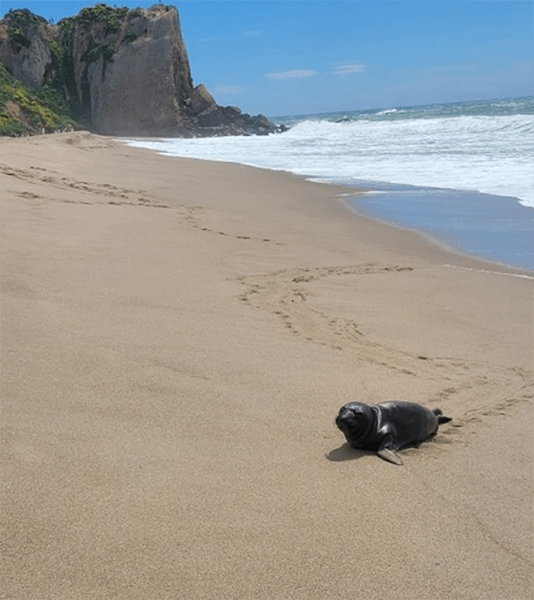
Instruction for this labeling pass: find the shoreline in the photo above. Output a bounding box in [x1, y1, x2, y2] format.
[340, 192, 534, 276]
[1, 132, 532, 600]
[119, 137, 534, 274]
[345, 183, 534, 273]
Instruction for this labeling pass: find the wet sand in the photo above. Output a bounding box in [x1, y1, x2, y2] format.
[349, 184, 534, 271]
[1, 132, 532, 600]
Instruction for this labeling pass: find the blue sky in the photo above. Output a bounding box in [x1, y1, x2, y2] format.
[1, 1, 532, 116]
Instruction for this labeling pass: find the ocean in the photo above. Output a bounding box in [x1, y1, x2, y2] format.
[122, 96, 534, 271]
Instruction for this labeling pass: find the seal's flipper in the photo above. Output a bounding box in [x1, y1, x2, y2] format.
[377, 448, 403, 465]
[433, 408, 452, 424]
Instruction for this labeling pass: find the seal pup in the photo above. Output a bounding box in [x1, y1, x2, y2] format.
[335, 401, 452, 465]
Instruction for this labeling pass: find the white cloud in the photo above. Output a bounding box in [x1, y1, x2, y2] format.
[265, 69, 317, 80]
[333, 64, 366, 76]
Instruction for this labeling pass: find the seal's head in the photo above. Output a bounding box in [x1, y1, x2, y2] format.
[335, 402, 375, 448]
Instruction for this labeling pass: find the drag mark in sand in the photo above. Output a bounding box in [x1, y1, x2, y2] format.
[238, 263, 533, 440]
[239, 263, 413, 359]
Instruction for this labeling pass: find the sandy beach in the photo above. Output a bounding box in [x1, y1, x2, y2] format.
[1, 132, 532, 600]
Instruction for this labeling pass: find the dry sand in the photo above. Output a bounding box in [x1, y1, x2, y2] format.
[1, 132, 532, 600]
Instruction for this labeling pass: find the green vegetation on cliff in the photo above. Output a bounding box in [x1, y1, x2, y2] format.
[0, 4, 138, 135]
[0, 62, 78, 135]
[4, 8, 47, 51]
[1, 8, 82, 134]
[74, 4, 129, 34]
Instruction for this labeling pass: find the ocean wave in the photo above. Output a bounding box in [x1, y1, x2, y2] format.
[375, 108, 400, 116]
[123, 98, 534, 208]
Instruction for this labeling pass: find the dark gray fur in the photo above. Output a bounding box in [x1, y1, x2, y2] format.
[335, 401, 452, 465]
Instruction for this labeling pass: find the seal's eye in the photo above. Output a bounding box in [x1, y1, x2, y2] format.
[338, 410, 357, 423]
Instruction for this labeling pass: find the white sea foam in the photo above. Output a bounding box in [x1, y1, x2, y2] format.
[375, 108, 400, 116]
[443, 265, 534, 279]
[123, 109, 534, 208]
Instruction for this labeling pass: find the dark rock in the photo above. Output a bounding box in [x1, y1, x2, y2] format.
[197, 105, 224, 128]
[0, 4, 286, 138]
[190, 84, 216, 115]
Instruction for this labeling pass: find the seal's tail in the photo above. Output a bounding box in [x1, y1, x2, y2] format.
[433, 408, 452, 424]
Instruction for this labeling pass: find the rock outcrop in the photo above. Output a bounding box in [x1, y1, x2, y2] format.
[0, 4, 285, 137]
[0, 10, 55, 89]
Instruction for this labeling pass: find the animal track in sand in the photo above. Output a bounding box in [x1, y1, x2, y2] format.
[1, 163, 181, 210]
[2, 163, 284, 245]
[196, 224, 283, 245]
[237, 263, 533, 433]
[238, 264, 414, 357]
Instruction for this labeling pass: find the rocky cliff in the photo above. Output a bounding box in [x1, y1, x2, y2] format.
[0, 4, 283, 137]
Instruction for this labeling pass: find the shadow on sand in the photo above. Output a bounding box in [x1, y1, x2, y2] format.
[326, 443, 375, 462]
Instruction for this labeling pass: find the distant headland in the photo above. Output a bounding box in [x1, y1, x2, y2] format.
[0, 4, 285, 137]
